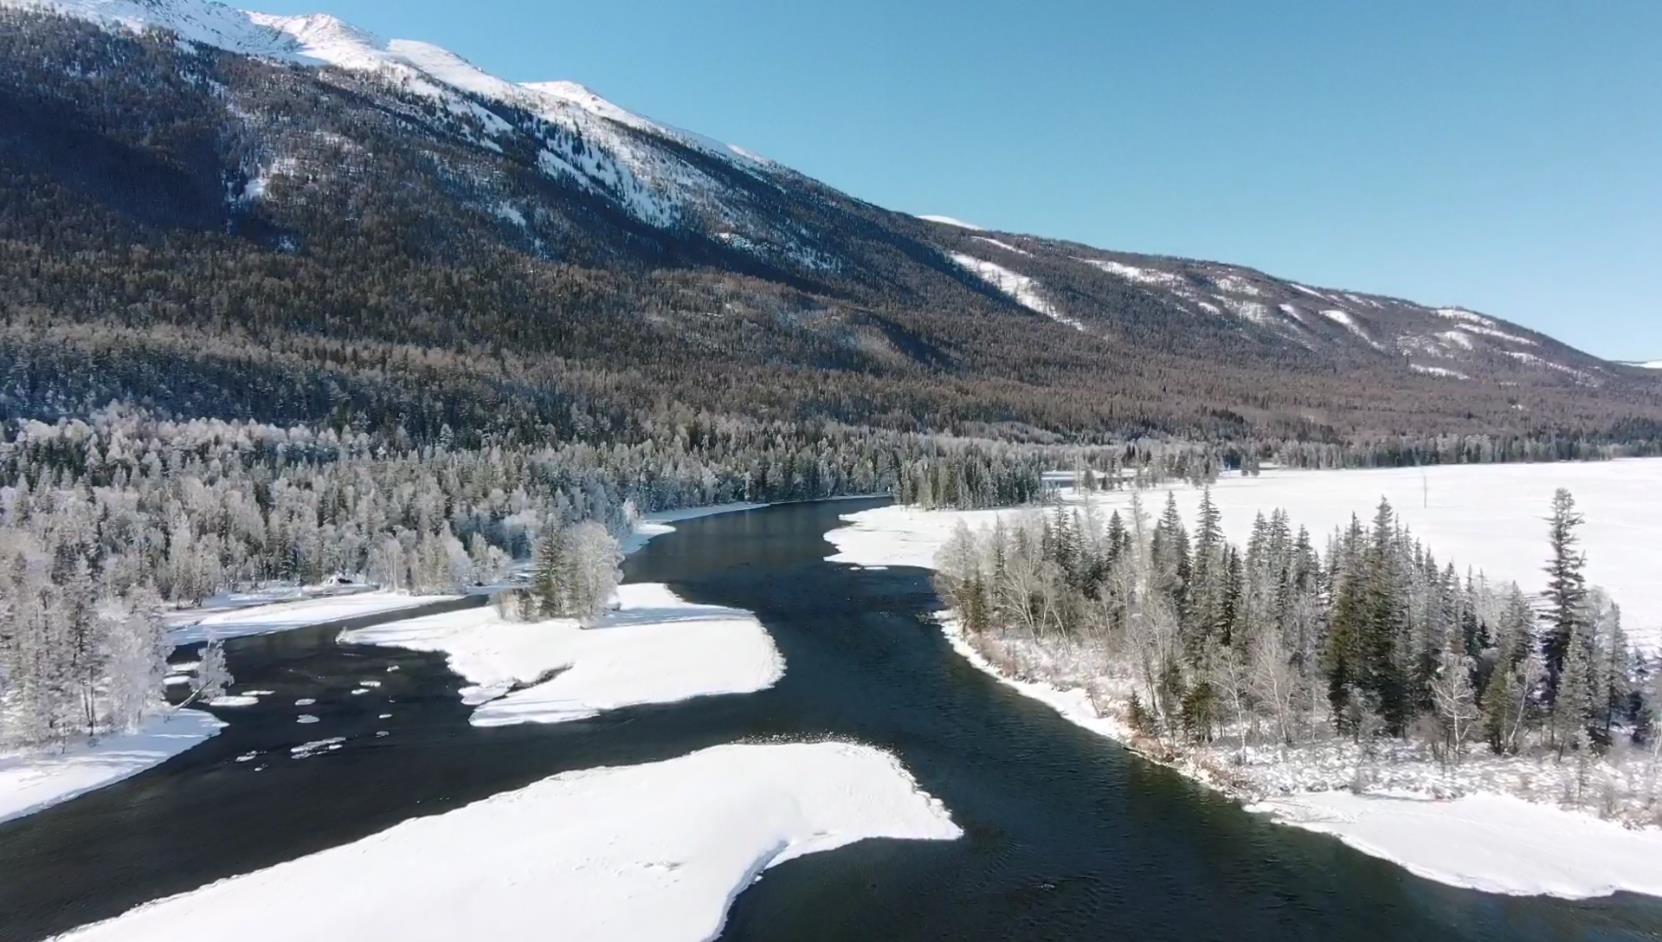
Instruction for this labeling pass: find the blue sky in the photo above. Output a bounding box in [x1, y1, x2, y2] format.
[258, 0, 1662, 358]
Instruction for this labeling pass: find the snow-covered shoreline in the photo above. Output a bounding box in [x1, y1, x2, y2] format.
[342, 582, 784, 726]
[825, 468, 1662, 900]
[167, 590, 461, 646]
[2, 501, 777, 827]
[0, 709, 224, 826]
[49, 741, 961, 942]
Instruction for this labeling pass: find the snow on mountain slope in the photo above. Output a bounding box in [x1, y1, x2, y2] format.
[948, 253, 1086, 332]
[4, 0, 805, 246]
[918, 214, 985, 230]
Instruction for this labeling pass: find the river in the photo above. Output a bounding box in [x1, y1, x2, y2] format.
[2, 499, 1659, 941]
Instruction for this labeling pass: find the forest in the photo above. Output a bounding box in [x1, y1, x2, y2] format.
[932, 488, 1662, 822]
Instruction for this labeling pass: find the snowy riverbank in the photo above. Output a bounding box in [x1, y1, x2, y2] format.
[342, 582, 783, 726]
[2, 502, 776, 827]
[0, 709, 224, 826]
[51, 741, 961, 942]
[826, 467, 1662, 900]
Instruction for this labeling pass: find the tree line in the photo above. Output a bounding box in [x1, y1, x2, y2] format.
[934, 488, 1659, 808]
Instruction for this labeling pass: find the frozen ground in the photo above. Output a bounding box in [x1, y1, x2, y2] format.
[826, 463, 1662, 899]
[829, 459, 1662, 650]
[0, 710, 224, 826]
[53, 742, 960, 942]
[342, 582, 784, 726]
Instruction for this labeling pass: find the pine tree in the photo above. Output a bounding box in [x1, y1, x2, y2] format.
[1550, 619, 1595, 758]
[532, 526, 568, 618]
[1542, 488, 1587, 701]
[1361, 499, 1409, 734]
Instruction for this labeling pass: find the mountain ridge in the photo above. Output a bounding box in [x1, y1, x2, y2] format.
[2, 0, 1659, 448]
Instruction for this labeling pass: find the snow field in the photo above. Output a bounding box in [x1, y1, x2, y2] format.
[52, 742, 961, 942]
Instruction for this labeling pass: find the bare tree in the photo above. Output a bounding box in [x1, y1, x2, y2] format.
[1429, 649, 1480, 767]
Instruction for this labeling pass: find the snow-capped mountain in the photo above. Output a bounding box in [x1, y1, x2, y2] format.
[2, 0, 834, 264]
[2, 0, 1658, 440]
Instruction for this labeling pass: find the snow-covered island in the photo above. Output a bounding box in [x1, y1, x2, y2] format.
[49, 741, 961, 942]
[829, 461, 1662, 899]
[342, 581, 783, 726]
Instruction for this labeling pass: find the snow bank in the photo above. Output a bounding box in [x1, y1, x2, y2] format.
[342, 582, 783, 726]
[169, 591, 457, 645]
[0, 709, 223, 825]
[829, 460, 1662, 650]
[54, 742, 961, 942]
[1246, 791, 1662, 898]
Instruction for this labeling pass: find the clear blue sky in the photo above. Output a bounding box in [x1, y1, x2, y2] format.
[259, 0, 1662, 359]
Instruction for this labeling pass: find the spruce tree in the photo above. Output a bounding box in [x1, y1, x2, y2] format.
[1542, 488, 1587, 701]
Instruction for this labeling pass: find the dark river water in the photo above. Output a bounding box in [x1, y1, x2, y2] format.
[2, 499, 1660, 941]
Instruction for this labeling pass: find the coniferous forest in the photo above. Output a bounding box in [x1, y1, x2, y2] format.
[933, 487, 1661, 824]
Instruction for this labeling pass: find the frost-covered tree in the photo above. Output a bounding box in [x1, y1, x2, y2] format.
[182, 639, 233, 708]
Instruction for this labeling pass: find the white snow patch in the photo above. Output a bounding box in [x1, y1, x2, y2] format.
[1438, 330, 1475, 351]
[53, 742, 960, 942]
[1435, 307, 1499, 328]
[0, 710, 224, 825]
[1218, 296, 1271, 325]
[1210, 272, 1263, 297]
[289, 737, 345, 759]
[1456, 323, 1538, 347]
[1410, 364, 1470, 380]
[1320, 309, 1383, 349]
[1504, 351, 1591, 381]
[169, 590, 457, 646]
[916, 214, 984, 230]
[342, 582, 784, 727]
[1077, 257, 1184, 289]
[1246, 791, 1662, 899]
[949, 253, 1087, 332]
[493, 202, 526, 228]
[295, 714, 319, 725]
[973, 236, 1031, 256]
